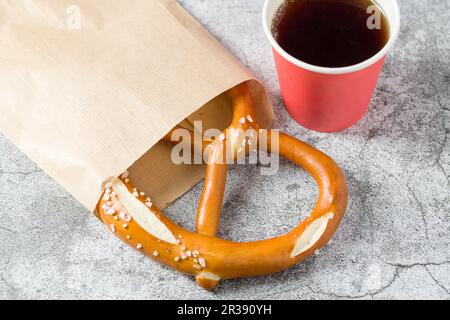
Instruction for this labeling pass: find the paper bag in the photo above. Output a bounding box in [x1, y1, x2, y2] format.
[0, 0, 274, 211]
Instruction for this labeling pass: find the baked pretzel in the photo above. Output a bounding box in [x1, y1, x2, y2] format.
[97, 83, 348, 290]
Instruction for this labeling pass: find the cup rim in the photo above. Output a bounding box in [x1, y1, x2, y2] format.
[262, 0, 401, 75]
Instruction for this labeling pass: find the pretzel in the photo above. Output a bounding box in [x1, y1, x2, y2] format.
[96, 83, 348, 290]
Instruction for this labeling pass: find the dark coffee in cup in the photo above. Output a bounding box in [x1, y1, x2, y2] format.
[272, 0, 390, 68]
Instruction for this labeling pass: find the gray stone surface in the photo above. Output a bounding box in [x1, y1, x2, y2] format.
[0, 0, 449, 300]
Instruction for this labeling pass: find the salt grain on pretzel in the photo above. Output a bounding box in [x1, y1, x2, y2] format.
[96, 83, 348, 291]
[119, 211, 131, 222]
[145, 198, 153, 207]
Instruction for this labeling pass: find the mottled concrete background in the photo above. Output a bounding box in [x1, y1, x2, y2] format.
[0, 0, 449, 300]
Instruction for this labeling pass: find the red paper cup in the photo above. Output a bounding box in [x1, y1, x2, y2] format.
[263, 0, 401, 132]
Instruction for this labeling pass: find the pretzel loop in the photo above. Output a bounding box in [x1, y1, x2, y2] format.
[97, 83, 348, 291]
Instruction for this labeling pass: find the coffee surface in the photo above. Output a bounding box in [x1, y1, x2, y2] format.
[272, 0, 389, 68]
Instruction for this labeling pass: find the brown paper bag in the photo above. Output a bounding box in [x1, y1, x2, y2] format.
[0, 0, 274, 211]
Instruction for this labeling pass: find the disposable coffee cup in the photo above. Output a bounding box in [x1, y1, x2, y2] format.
[263, 0, 401, 133]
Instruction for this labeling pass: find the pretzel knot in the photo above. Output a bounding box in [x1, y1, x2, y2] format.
[97, 83, 348, 291]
